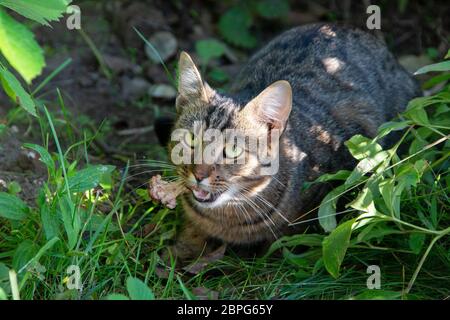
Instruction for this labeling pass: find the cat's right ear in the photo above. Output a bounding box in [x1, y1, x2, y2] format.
[176, 52, 210, 109]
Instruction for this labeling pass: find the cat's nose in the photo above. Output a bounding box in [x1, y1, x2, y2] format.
[193, 164, 210, 182]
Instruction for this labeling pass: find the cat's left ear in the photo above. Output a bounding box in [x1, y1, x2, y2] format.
[176, 52, 212, 108]
[243, 80, 292, 131]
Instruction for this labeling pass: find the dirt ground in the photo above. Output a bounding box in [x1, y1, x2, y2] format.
[0, 0, 449, 203]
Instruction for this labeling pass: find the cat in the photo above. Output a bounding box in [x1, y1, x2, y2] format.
[165, 23, 421, 263]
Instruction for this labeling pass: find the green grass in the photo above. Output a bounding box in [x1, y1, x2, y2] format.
[1, 64, 450, 301]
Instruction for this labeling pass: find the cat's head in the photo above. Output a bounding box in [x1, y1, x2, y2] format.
[170, 52, 292, 210]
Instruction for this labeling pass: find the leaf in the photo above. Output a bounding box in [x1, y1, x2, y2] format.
[23, 143, 55, 174]
[352, 290, 403, 300]
[0, 9, 45, 83]
[414, 60, 450, 75]
[0, 287, 6, 300]
[12, 240, 37, 271]
[318, 185, 346, 232]
[405, 105, 429, 125]
[350, 188, 378, 229]
[67, 165, 115, 193]
[106, 294, 130, 300]
[195, 39, 226, 64]
[218, 7, 257, 48]
[0, 67, 36, 115]
[0, 192, 29, 220]
[126, 277, 155, 300]
[345, 135, 382, 160]
[7, 181, 21, 195]
[377, 121, 410, 139]
[0, 0, 70, 26]
[322, 219, 355, 278]
[58, 194, 79, 250]
[409, 233, 426, 254]
[314, 170, 352, 183]
[346, 151, 390, 185]
[266, 234, 324, 257]
[256, 0, 290, 19]
[40, 204, 60, 240]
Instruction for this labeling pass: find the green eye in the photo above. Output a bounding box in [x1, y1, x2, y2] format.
[184, 131, 199, 148]
[224, 143, 244, 159]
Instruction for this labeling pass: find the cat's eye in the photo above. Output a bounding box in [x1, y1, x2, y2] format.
[183, 132, 199, 148]
[224, 143, 244, 159]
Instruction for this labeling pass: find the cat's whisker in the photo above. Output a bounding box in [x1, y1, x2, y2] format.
[288, 208, 357, 227]
[236, 184, 291, 224]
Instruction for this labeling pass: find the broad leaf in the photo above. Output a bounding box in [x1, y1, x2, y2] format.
[23, 143, 55, 174]
[218, 7, 256, 48]
[256, 0, 290, 19]
[0, 0, 70, 26]
[0, 192, 29, 220]
[414, 60, 450, 75]
[195, 39, 226, 64]
[0, 67, 36, 115]
[0, 9, 45, 83]
[322, 219, 355, 278]
[345, 135, 382, 160]
[67, 165, 115, 193]
[318, 185, 346, 232]
[126, 277, 155, 300]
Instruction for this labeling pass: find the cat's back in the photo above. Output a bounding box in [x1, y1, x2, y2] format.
[232, 23, 420, 125]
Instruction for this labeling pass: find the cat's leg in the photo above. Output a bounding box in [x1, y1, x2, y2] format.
[164, 220, 214, 265]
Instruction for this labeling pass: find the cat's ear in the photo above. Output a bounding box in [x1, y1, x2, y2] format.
[177, 52, 210, 106]
[243, 80, 292, 130]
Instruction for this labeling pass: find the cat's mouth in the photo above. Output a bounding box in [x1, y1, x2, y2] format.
[189, 186, 222, 203]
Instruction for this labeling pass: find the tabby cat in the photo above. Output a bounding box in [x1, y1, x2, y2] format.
[167, 23, 421, 263]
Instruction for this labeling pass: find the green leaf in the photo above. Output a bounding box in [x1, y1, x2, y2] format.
[256, 0, 290, 19]
[266, 234, 324, 257]
[218, 7, 257, 48]
[318, 185, 346, 232]
[0, 67, 36, 115]
[377, 121, 410, 139]
[322, 219, 355, 278]
[414, 60, 450, 75]
[352, 290, 403, 300]
[126, 277, 155, 300]
[7, 181, 21, 195]
[106, 294, 130, 300]
[208, 67, 229, 83]
[350, 187, 378, 229]
[409, 233, 426, 254]
[345, 135, 382, 160]
[40, 204, 60, 241]
[195, 39, 226, 64]
[0, 287, 6, 300]
[0, 0, 70, 26]
[13, 240, 37, 271]
[0, 192, 29, 220]
[67, 165, 115, 193]
[23, 143, 55, 174]
[58, 194, 80, 250]
[346, 150, 390, 185]
[314, 170, 351, 183]
[0, 9, 45, 83]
